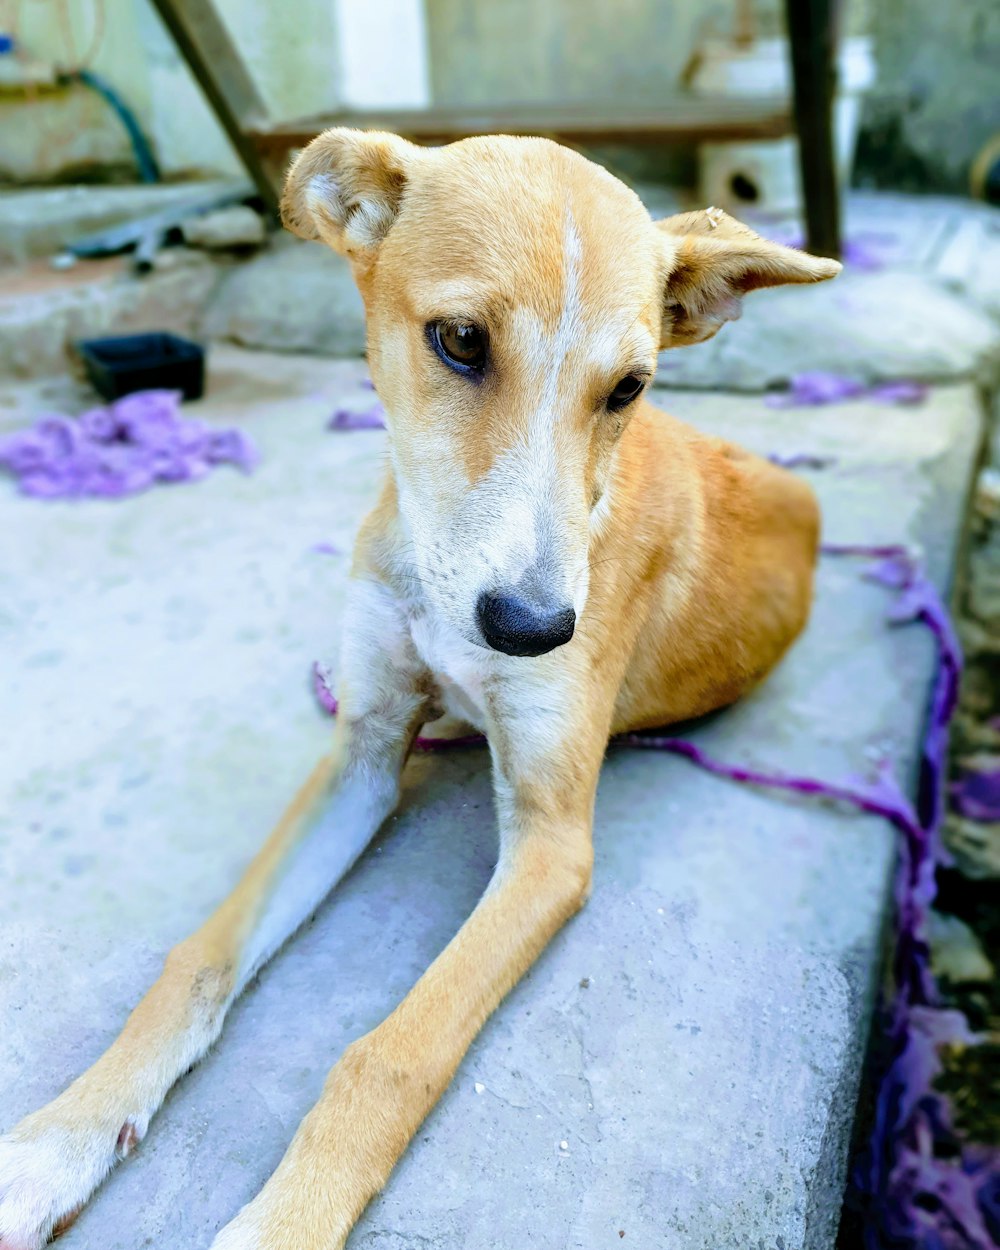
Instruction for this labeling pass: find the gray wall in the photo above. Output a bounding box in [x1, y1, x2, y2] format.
[424, 0, 798, 106]
[858, 0, 998, 193]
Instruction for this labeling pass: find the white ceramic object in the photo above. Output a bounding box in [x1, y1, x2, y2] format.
[692, 36, 876, 215]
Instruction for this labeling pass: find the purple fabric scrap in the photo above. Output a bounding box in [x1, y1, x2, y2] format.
[767, 451, 838, 469]
[0, 390, 257, 500]
[869, 380, 930, 405]
[763, 228, 897, 272]
[310, 538, 997, 1244]
[765, 371, 929, 409]
[950, 763, 1000, 823]
[328, 403, 385, 431]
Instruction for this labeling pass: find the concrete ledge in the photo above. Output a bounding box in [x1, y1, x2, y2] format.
[0, 181, 244, 265]
[0, 351, 982, 1248]
[658, 270, 999, 391]
[0, 251, 222, 378]
[203, 236, 367, 357]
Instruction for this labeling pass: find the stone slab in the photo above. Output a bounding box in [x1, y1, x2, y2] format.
[0, 349, 983, 1249]
[657, 269, 999, 391]
[204, 236, 368, 358]
[0, 181, 244, 265]
[0, 250, 223, 379]
[199, 195, 1000, 392]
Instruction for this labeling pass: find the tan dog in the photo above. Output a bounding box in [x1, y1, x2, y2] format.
[0, 131, 839, 1249]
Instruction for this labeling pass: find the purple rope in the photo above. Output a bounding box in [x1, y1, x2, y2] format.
[312, 541, 997, 1245]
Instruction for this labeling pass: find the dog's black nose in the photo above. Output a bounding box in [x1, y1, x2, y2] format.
[476, 591, 576, 657]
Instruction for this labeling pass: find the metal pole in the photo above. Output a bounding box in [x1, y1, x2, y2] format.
[785, 0, 842, 259]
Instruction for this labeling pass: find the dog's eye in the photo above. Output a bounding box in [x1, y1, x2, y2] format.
[607, 375, 644, 411]
[429, 321, 487, 373]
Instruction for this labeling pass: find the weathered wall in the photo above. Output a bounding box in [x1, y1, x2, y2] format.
[0, 0, 428, 183]
[857, 0, 999, 193]
[1, 0, 993, 192]
[425, 0, 776, 105]
[0, 0, 152, 182]
[423, 0, 869, 183]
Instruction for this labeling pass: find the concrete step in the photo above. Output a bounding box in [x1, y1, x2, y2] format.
[3, 190, 995, 390]
[0, 180, 244, 264]
[0, 348, 983, 1249]
[201, 192, 1000, 391]
[0, 250, 223, 379]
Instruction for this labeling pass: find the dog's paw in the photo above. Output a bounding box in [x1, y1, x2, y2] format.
[209, 1192, 347, 1250]
[209, 1207, 263, 1250]
[0, 1109, 146, 1249]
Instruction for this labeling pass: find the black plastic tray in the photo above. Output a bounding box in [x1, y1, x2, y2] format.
[77, 333, 205, 402]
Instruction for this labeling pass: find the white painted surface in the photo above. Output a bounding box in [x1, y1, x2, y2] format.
[333, 0, 431, 109]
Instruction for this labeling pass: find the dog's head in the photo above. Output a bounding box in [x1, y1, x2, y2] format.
[283, 130, 839, 657]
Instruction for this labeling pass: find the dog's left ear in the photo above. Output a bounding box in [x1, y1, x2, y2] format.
[655, 209, 842, 347]
[281, 127, 421, 262]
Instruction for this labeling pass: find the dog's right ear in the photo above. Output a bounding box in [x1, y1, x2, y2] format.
[280, 128, 420, 260]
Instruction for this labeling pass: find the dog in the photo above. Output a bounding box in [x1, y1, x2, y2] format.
[0, 130, 839, 1249]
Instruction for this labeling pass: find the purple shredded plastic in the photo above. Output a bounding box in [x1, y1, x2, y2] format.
[328, 403, 385, 431]
[869, 380, 930, 405]
[0, 390, 257, 500]
[310, 541, 344, 557]
[765, 371, 929, 409]
[310, 540, 996, 1243]
[950, 763, 1000, 823]
[764, 228, 897, 272]
[312, 661, 340, 716]
[766, 370, 867, 407]
[767, 451, 838, 470]
[842, 233, 898, 272]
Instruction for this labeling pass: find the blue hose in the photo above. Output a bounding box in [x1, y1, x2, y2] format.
[0, 32, 160, 183]
[73, 68, 161, 183]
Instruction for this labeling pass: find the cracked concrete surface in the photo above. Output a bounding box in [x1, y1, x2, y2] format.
[0, 349, 983, 1248]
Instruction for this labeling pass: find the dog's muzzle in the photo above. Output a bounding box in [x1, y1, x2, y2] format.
[476, 590, 576, 657]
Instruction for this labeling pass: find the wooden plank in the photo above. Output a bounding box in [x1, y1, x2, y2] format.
[250, 96, 794, 152]
[149, 0, 280, 216]
[784, 0, 841, 259]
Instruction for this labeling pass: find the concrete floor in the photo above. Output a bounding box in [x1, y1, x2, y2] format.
[0, 348, 983, 1248]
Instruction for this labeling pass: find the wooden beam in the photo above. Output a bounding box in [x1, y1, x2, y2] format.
[784, 0, 842, 259]
[148, 0, 281, 217]
[251, 97, 794, 154]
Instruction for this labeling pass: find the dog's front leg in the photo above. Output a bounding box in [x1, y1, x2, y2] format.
[210, 673, 612, 1250]
[0, 578, 431, 1250]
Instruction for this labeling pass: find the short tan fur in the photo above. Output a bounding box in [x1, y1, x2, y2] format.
[0, 131, 838, 1250]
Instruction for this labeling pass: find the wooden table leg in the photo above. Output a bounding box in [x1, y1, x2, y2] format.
[148, 0, 281, 218]
[785, 0, 842, 259]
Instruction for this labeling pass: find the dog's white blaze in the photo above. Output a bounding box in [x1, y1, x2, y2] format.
[466, 215, 585, 597]
[544, 215, 584, 410]
[390, 214, 592, 640]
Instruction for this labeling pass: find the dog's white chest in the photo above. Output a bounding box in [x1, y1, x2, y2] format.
[408, 612, 491, 731]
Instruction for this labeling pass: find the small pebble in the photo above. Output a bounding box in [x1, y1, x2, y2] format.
[474, 1082, 485, 1095]
[975, 467, 1000, 520]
